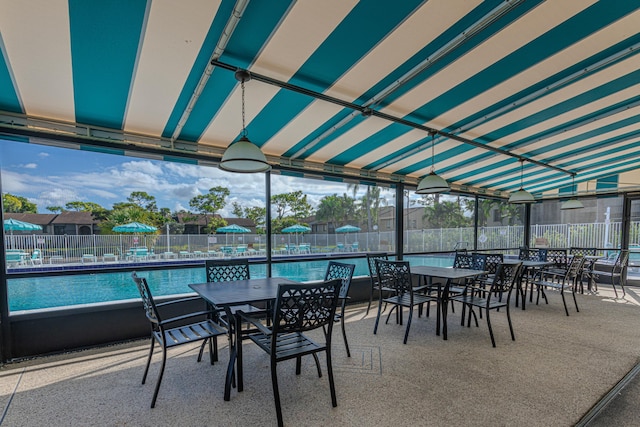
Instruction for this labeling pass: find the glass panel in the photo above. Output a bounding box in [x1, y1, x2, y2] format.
[530, 197, 622, 251]
[270, 174, 395, 255]
[404, 190, 475, 253]
[1, 138, 267, 311]
[477, 196, 525, 251]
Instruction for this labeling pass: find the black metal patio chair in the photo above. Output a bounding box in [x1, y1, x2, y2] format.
[530, 255, 585, 316]
[131, 272, 226, 408]
[236, 280, 341, 427]
[324, 261, 356, 357]
[450, 262, 523, 347]
[365, 252, 389, 315]
[591, 249, 629, 298]
[374, 260, 438, 344]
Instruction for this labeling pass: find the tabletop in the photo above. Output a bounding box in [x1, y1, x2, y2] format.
[189, 277, 300, 307]
[411, 265, 486, 279]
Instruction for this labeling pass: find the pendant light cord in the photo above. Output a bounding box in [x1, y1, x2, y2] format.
[240, 77, 247, 138]
[430, 132, 435, 173]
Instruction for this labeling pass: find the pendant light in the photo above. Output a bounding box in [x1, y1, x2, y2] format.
[219, 70, 271, 173]
[508, 159, 535, 204]
[416, 132, 450, 194]
[561, 173, 584, 210]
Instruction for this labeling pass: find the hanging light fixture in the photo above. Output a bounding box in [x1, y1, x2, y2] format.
[219, 69, 271, 173]
[416, 132, 450, 194]
[561, 173, 584, 210]
[508, 159, 535, 204]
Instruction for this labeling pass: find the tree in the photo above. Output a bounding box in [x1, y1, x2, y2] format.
[189, 186, 230, 233]
[316, 194, 344, 231]
[2, 193, 37, 213]
[271, 191, 312, 220]
[127, 191, 157, 212]
[232, 202, 244, 218]
[65, 201, 104, 212]
[46, 206, 64, 213]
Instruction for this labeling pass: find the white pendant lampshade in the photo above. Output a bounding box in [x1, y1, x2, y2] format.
[416, 132, 450, 194]
[219, 70, 271, 173]
[219, 136, 270, 173]
[509, 160, 535, 204]
[417, 172, 450, 193]
[560, 173, 583, 210]
[561, 198, 584, 210]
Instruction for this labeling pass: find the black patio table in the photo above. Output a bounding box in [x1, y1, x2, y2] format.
[410, 265, 486, 341]
[189, 277, 300, 401]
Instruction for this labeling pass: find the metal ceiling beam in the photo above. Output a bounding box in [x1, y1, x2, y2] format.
[211, 58, 569, 175]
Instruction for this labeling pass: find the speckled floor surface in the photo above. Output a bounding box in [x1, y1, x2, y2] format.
[1, 284, 639, 427]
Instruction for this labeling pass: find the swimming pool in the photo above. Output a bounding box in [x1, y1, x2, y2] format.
[8, 255, 453, 312]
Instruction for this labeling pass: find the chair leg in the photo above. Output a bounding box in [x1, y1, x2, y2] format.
[571, 289, 579, 313]
[560, 287, 569, 316]
[312, 354, 322, 377]
[340, 314, 351, 357]
[142, 337, 155, 385]
[197, 338, 207, 362]
[403, 306, 414, 344]
[150, 345, 167, 408]
[373, 297, 383, 335]
[326, 348, 338, 408]
[506, 304, 515, 341]
[270, 361, 284, 427]
[485, 309, 496, 348]
[366, 283, 374, 315]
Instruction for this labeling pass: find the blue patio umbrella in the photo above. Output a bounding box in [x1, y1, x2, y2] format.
[281, 224, 311, 245]
[335, 224, 361, 244]
[113, 222, 157, 250]
[112, 222, 157, 233]
[4, 218, 42, 248]
[4, 218, 42, 232]
[216, 223, 250, 244]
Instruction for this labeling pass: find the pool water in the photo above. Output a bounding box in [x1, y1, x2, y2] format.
[8, 255, 453, 312]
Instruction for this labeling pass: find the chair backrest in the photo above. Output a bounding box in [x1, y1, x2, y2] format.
[272, 280, 340, 336]
[484, 253, 504, 274]
[537, 248, 548, 261]
[489, 262, 523, 294]
[614, 250, 629, 272]
[565, 255, 585, 280]
[324, 261, 355, 299]
[366, 252, 388, 281]
[570, 247, 596, 257]
[131, 272, 161, 326]
[376, 260, 413, 296]
[518, 247, 530, 260]
[31, 249, 41, 259]
[546, 248, 568, 267]
[453, 252, 474, 268]
[471, 253, 487, 271]
[205, 259, 250, 282]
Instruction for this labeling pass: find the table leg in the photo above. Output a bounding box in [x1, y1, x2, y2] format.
[235, 313, 244, 393]
[441, 280, 450, 340]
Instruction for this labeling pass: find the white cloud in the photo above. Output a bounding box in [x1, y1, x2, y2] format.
[22, 163, 37, 169]
[38, 152, 49, 158]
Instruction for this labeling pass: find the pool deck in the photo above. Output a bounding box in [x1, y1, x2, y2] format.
[1, 288, 640, 426]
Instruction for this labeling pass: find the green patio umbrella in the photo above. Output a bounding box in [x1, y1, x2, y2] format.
[281, 224, 311, 245]
[112, 222, 157, 233]
[216, 223, 250, 244]
[336, 224, 361, 244]
[3, 218, 43, 248]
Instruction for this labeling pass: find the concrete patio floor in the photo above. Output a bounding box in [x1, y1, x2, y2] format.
[1, 284, 639, 426]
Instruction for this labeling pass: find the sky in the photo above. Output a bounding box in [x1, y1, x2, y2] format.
[0, 139, 395, 217]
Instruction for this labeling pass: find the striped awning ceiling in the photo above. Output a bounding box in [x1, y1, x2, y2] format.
[1, 0, 640, 198]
